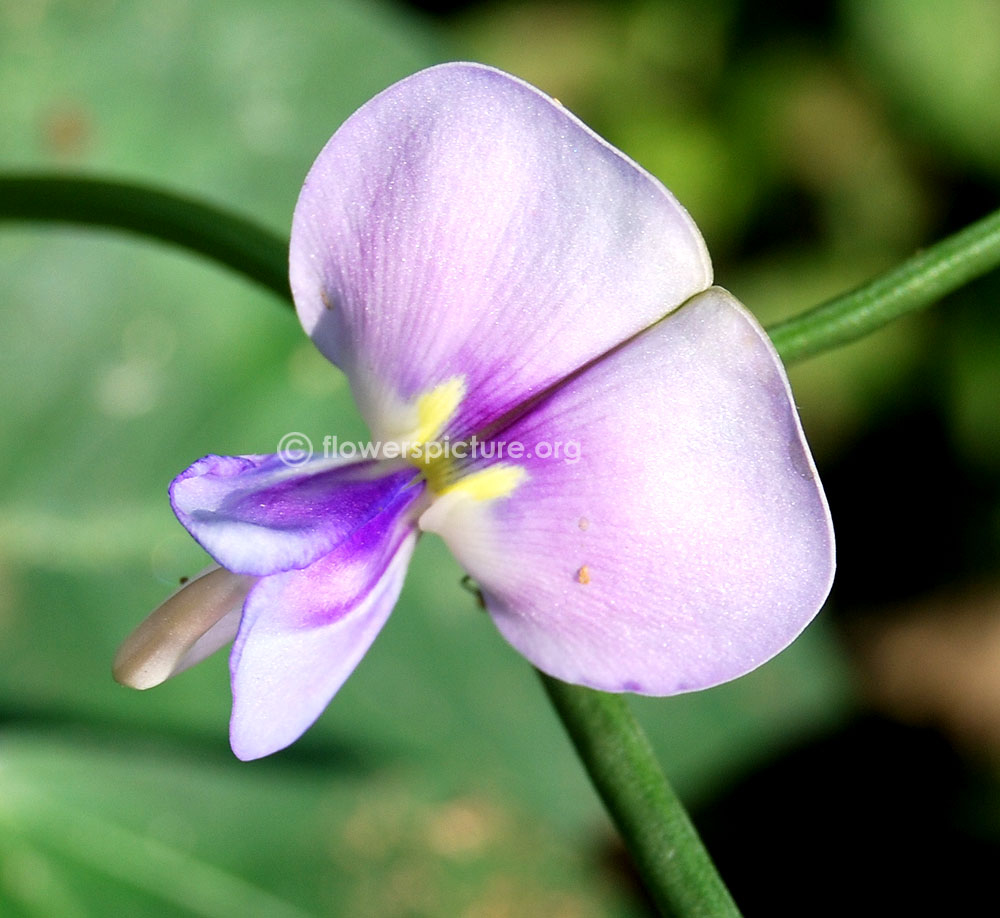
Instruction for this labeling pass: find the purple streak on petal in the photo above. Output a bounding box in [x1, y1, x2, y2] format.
[170, 453, 422, 575]
[228, 506, 417, 761]
[422, 287, 835, 694]
[290, 62, 712, 441]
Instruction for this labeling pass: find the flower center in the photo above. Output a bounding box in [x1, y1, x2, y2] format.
[401, 378, 526, 501]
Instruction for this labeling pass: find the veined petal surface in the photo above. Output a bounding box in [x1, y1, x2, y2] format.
[422, 287, 835, 694]
[170, 454, 421, 575]
[290, 62, 712, 442]
[229, 509, 418, 760]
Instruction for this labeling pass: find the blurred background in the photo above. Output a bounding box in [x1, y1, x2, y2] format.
[2, 0, 1000, 914]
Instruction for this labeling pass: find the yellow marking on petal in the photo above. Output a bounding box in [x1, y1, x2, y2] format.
[578, 517, 589, 531]
[577, 565, 591, 585]
[438, 463, 526, 502]
[412, 377, 465, 444]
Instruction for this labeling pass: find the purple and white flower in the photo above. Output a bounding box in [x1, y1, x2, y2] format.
[115, 63, 835, 760]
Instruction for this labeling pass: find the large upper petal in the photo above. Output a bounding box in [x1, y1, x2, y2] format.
[228, 505, 417, 760]
[420, 287, 835, 694]
[170, 454, 422, 575]
[290, 62, 712, 443]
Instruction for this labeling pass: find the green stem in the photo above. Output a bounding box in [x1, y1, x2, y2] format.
[767, 206, 1000, 363]
[6, 175, 1000, 366]
[541, 674, 740, 917]
[0, 173, 290, 301]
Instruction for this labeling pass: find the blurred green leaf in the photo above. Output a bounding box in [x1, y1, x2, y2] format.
[847, 0, 1000, 175]
[0, 731, 644, 917]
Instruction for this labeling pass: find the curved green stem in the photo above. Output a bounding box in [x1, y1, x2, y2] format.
[541, 674, 740, 917]
[767, 206, 1000, 362]
[0, 173, 290, 301]
[6, 174, 1000, 366]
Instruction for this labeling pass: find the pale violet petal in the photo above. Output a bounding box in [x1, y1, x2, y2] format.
[290, 62, 712, 442]
[421, 287, 835, 694]
[170, 453, 422, 575]
[228, 511, 417, 761]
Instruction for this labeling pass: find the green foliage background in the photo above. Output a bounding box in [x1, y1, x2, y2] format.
[2, 0, 998, 914]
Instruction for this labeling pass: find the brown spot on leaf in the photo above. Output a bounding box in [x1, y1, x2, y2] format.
[41, 104, 92, 158]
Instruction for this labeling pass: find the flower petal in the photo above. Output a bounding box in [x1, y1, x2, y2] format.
[228, 506, 417, 760]
[170, 453, 422, 575]
[421, 287, 835, 694]
[290, 62, 712, 442]
[113, 565, 254, 690]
